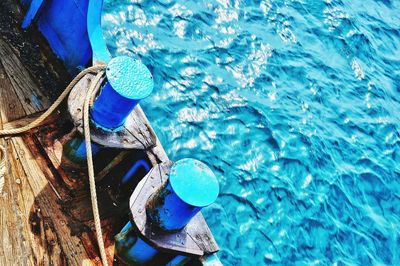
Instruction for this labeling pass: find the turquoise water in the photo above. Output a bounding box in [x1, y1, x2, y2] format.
[102, 0, 400, 265]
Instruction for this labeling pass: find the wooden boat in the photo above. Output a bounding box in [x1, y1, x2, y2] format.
[0, 0, 220, 265]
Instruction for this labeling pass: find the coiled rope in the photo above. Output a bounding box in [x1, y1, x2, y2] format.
[0, 65, 109, 266]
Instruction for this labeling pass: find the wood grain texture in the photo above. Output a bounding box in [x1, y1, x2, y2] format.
[0, 13, 92, 264]
[0, 39, 50, 115]
[0, 63, 27, 123]
[0, 139, 33, 266]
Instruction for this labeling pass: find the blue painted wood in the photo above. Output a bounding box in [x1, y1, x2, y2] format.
[20, 0, 32, 5]
[147, 159, 219, 231]
[166, 255, 189, 266]
[115, 221, 159, 265]
[91, 56, 154, 130]
[21, 0, 44, 29]
[21, 0, 110, 72]
[63, 135, 101, 164]
[87, 0, 111, 64]
[20, 0, 92, 73]
[122, 159, 151, 184]
[38, 0, 92, 72]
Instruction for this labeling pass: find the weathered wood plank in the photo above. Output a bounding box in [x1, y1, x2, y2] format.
[8, 139, 49, 265]
[0, 0, 71, 102]
[137, 105, 169, 167]
[11, 136, 91, 265]
[0, 39, 50, 115]
[0, 140, 30, 265]
[15, 129, 127, 265]
[0, 137, 57, 265]
[0, 110, 34, 265]
[0, 1, 118, 264]
[0, 110, 61, 134]
[0, 63, 28, 123]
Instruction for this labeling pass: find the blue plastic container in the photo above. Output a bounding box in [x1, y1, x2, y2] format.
[91, 56, 154, 130]
[147, 158, 220, 231]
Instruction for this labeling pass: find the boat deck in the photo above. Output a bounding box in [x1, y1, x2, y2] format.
[0, 2, 218, 265]
[0, 2, 116, 265]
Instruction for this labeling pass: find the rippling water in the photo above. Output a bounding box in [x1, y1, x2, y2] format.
[102, 0, 400, 264]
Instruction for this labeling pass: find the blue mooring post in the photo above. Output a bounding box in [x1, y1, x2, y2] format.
[147, 158, 220, 231]
[91, 56, 154, 130]
[115, 159, 219, 264]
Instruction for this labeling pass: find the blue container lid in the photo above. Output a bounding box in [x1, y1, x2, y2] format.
[169, 158, 219, 207]
[106, 56, 154, 100]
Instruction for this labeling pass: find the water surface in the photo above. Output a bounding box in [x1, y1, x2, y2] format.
[103, 0, 400, 264]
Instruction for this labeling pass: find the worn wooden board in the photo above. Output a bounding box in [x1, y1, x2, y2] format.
[11, 136, 93, 265]
[0, 64, 27, 123]
[0, 117, 123, 266]
[1, 141, 40, 265]
[0, 39, 50, 115]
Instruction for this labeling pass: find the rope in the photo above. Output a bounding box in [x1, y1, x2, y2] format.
[0, 145, 6, 193]
[0, 65, 110, 266]
[83, 70, 109, 266]
[0, 65, 104, 136]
